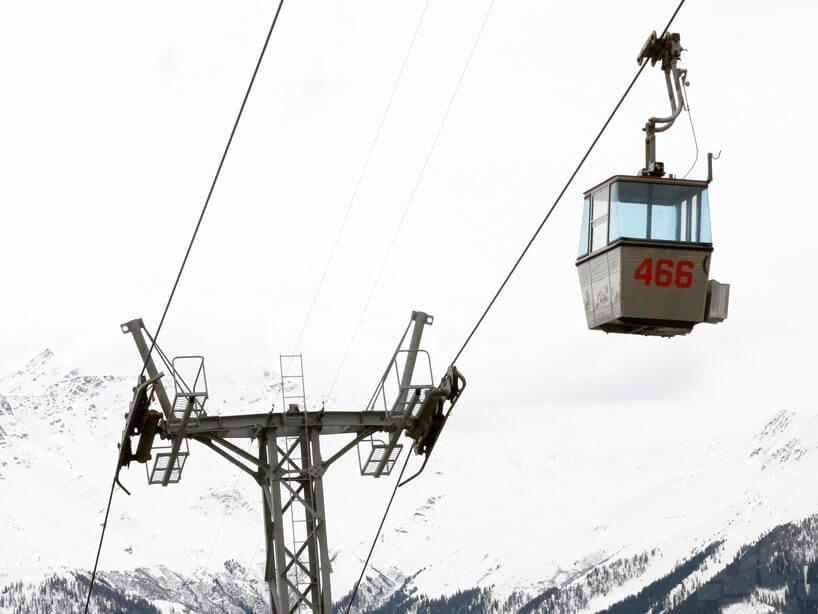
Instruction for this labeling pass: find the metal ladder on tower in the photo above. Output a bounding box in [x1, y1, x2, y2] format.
[278, 354, 316, 612]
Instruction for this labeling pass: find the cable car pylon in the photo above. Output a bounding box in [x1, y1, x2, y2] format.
[116, 312, 462, 613]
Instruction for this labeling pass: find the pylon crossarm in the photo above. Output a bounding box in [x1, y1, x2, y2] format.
[320, 426, 379, 470]
[209, 434, 268, 470]
[194, 436, 260, 480]
[164, 410, 404, 439]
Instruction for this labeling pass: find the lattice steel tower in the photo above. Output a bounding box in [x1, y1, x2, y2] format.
[116, 311, 464, 613]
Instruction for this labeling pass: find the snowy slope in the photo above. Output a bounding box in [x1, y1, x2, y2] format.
[335, 406, 818, 610]
[2, 349, 818, 612]
[0, 350, 264, 584]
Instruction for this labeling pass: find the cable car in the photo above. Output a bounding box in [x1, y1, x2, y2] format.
[576, 32, 729, 337]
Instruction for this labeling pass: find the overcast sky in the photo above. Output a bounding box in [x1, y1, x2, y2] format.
[2, 0, 816, 432]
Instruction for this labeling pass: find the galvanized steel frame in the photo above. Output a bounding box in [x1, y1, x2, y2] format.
[121, 317, 423, 613]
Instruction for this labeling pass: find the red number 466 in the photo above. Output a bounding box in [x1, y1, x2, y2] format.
[634, 258, 694, 288]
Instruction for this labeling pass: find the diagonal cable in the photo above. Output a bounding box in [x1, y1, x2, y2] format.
[83, 2, 286, 611]
[264, 0, 432, 420]
[343, 5, 690, 610]
[343, 453, 411, 614]
[138, 0, 285, 382]
[328, 0, 497, 401]
[450, 0, 687, 367]
[286, 0, 432, 361]
[681, 81, 699, 179]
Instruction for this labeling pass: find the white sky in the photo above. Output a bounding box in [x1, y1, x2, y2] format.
[2, 0, 817, 431]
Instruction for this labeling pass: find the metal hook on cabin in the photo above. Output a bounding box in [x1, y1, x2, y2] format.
[707, 151, 722, 183]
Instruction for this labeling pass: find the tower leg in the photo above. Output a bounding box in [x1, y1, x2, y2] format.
[267, 431, 291, 613]
[310, 433, 333, 612]
[257, 426, 336, 613]
[299, 431, 323, 609]
[260, 431, 280, 614]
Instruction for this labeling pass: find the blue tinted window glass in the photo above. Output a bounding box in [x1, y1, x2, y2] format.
[698, 189, 712, 243]
[651, 183, 688, 240]
[578, 197, 590, 257]
[610, 182, 648, 240]
[650, 203, 679, 240]
[607, 181, 711, 243]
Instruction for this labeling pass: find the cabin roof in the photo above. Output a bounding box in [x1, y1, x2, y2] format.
[583, 174, 709, 197]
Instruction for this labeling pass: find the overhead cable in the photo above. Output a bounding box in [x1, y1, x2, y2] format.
[83, 2, 286, 610]
[327, 0, 497, 401]
[343, 453, 411, 614]
[288, 0, 432, 365]
[267, 0, 432, 419]
[344, 4, 689, 610]
[341, 2, 498, 609]
[450, 0, 687, 368]
[253, 0, 434, 555]
[681, 81, 699, 179]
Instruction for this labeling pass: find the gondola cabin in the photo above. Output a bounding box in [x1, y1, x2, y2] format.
[576, 175, 729, 337]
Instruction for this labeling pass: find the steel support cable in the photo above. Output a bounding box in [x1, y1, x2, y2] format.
[286, 0, 432, 364]
[324, 4, 687, 613]
[346, 0, 685, 614]
[327, 0, 497, 401]
[343, 453, 411, 614]
[449, 0, 687, 368]
[83, 3, 286, 611]
[681, 81, 699, 179]
[340, 6, 689, 612]
[260, 0, 431, 423]
[341, 5, 497, 608]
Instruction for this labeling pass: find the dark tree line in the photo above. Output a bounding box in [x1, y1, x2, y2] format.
[0, 573, 159, 613]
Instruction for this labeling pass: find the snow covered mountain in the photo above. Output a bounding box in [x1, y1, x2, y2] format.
[2, 349, 818, 613]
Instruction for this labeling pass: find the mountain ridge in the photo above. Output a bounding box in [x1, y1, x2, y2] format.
[2, 349, 818, 612]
